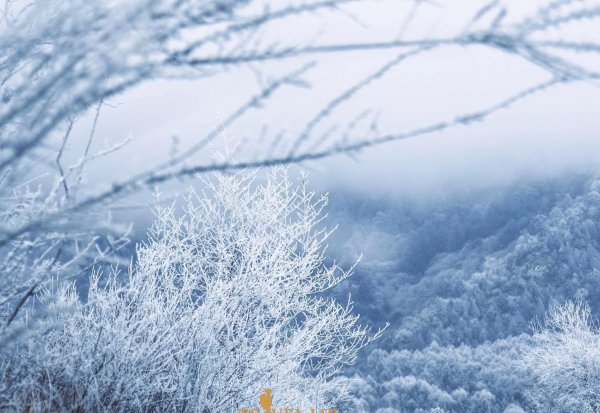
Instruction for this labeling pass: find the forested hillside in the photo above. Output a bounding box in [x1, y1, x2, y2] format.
[327, 174, 600, 412]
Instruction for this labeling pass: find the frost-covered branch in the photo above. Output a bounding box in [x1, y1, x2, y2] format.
[1, 170, 385, 412]
[523, 299, 600, 413]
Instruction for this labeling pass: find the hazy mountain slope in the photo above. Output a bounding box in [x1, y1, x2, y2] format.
[327, 174, 600, 412]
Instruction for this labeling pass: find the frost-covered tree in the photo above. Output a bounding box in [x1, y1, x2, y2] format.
[523, 299, 600, 413]
[1, 169, 384, 412]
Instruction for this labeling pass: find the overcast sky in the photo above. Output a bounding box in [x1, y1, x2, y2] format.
[63, 0, 600, 205]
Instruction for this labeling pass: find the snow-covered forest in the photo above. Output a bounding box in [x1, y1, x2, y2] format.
[1, 0, 600, 412]
[328, 175, 600, 411]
